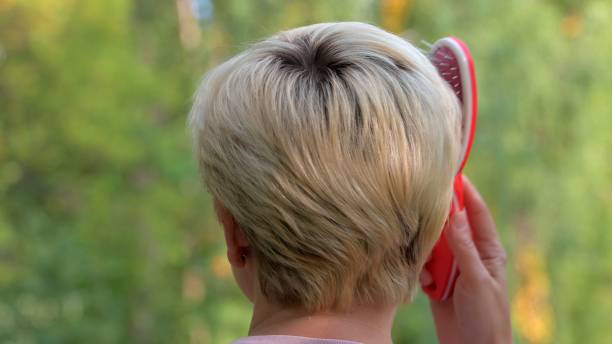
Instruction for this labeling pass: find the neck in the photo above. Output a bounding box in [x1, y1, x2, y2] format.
[248, 295, 397, 344]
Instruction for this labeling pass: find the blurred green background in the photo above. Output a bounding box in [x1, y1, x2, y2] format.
[1, 0, 611, 343]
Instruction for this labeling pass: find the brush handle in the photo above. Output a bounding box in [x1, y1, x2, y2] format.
[423, 175, 465, 300]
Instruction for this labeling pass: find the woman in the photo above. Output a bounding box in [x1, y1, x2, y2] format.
[190, 22, 511, 344]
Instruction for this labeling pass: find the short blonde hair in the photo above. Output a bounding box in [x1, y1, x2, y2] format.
[190, 22, 460, 311]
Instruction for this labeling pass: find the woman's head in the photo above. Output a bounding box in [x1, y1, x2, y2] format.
[190, 22, 460, 312]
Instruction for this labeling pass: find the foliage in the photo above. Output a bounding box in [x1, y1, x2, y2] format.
[0, 0, 610, 343]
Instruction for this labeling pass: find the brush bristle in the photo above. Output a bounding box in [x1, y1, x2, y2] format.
[431, 47, 463, 101]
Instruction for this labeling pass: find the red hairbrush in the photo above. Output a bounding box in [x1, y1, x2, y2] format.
[423, 37, 478, 300]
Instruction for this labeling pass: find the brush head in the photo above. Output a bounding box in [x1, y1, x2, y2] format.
[423, 37, 478, 301]
[432, 46, 464, 99]
[430, 37, 478, 175]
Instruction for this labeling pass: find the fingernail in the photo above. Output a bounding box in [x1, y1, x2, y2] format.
[420, 270, 433, 286]
[452, 211, 468, 232]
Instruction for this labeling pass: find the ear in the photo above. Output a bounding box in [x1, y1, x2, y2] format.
[214, 199, 250, 268]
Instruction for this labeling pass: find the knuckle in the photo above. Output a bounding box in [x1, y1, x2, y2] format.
[470, 269, 491, 286]
[498, 249, 508, 266]
[456, 236, 476, 254]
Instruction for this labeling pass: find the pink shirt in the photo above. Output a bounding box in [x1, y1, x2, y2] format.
[232, 335, 362, 344]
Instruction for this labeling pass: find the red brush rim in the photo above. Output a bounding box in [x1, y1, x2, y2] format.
[450, 36, 478, 175]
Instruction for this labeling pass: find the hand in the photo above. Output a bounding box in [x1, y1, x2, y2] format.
[420, 176, 511, 344]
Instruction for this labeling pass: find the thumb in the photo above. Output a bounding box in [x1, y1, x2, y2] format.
[447, 211, 486, 280]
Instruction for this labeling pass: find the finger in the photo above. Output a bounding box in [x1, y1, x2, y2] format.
[462, 176, 507, 278]
[420, 269, 433, 287]
[429, 300, 460, 344]
[462, 176, 505, 257]
[447, 210, 487, 279]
